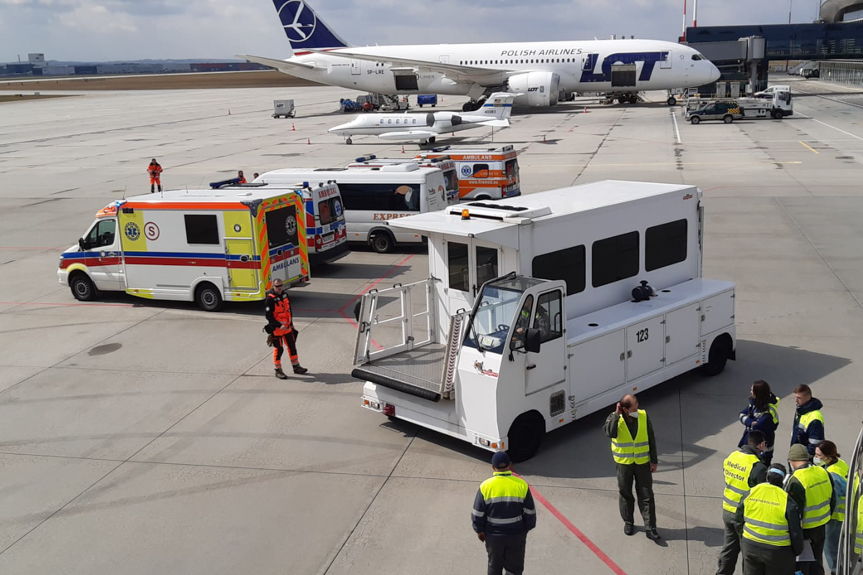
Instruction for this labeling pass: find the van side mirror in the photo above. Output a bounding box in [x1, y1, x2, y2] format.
[78, 237, 88, 251]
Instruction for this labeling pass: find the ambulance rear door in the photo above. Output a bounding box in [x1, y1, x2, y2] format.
[223, 209, 259, 290]
[261, 194, 309, 285]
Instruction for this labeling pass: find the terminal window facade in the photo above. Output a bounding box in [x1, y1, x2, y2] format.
[645, 219, 688, 271]
[184, 214, 219, 245]
[592, 231, 639, 288]
[337, 183, 421, 212]
[532, 246, 585, 295]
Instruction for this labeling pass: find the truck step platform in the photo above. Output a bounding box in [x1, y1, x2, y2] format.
[351, 344, 447, 402]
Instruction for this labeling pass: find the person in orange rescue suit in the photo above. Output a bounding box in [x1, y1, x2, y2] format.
[264, 278, 307, 379]
[148, 158, 163, 193]
[237, 170, 247, 184]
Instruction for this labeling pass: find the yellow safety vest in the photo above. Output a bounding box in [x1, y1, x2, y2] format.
[794, 465, 833, 529]
[767, 397, 779, 425]
[722, 450, 761, 513]
[743, 483, 792, 547]
[797, 409, 824, 436]
[826, 458, 849, 522]
[856, 491, 863, 554]
[611, 410, 650, 465]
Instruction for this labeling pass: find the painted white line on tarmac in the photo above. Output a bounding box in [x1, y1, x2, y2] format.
[812, 118, 863, 141]
[671, 110, 682, 144]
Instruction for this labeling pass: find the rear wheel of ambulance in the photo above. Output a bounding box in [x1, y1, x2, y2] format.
[69, 272, 98, 301]
[195, 282, 223, 312]
[507, 412, 545, 462]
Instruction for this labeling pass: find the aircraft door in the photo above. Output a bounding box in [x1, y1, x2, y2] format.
[350, 60, 361, 76]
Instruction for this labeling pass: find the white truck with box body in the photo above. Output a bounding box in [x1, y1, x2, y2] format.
[353, 180, 736, 460]
[738, 90, 793, 119]
[59, 187, 310, 311]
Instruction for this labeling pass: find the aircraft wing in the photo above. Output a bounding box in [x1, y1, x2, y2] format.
[238, 54, 318, 72]
[377, 130, 439, 142]
[476, 119, 510, 128]
[305, 49, 510, 84]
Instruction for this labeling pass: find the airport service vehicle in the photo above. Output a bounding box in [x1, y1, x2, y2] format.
[58, 188, 310, 311]
[416, 94, 438, 107]
[222, 180, 348, 267]
[754, 85, 790, 98]
[417, 145, 521, 200]
[242, 1, 720, 111]
[685, 99, 744, 124]
[256, 164, 448, 253]
[272, 99, 295, 118]
[347, 155, 459, 203]
[329, 92, 514, 145]
[353, 180, 736, 460]
[738, 90, 793, 119]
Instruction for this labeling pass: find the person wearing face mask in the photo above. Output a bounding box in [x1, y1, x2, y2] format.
[739, 380, 780, 464]
[716, 430, 769, 575]
[814, 440, 848, 575]
[786, 443, 836, 575]
[604, 394, 659, 540]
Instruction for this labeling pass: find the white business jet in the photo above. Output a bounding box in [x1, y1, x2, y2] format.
[241, 0, 720, 110]
[329, 92, 515, 145]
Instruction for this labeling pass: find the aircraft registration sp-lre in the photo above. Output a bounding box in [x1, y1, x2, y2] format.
[241, 0, 720, 110]
[329, 92, 515, 145]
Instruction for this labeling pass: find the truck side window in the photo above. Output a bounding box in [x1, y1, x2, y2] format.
[646, 219, 687, 271]
[475, 246, 498, 289]
[85, 219, 116, 248]
[532, 246, 585, 295]
[592, 231, 639, 288]
[184, 214, 220, 245]
[534, 291, 562, 342]
[471, 163, 490, 178]
[448, 242, 469, 292]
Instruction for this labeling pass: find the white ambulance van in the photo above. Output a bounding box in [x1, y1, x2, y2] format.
[220, 180, 349, 267]
[347, 155, 459, 203]
[416, 145, 521, 200]
[257, 164, 448, 253]
[353, 180, 736, 460]
[58, 187, 310, 311]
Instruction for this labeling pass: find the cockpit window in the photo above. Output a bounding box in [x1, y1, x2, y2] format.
[691, 54, 703, 61]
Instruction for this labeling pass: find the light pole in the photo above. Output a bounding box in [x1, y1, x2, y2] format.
[786, 0, 793, 72]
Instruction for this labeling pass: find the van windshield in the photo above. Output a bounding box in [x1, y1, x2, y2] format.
[318, 197, 344, 226]
[464, 276, 544, 354]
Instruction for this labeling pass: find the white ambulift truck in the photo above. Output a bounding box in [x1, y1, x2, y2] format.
[354, 180, 736, 460]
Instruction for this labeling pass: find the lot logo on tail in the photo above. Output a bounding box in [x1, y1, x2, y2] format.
[272, 0, 348, 50]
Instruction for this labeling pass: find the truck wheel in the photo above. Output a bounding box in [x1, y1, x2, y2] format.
[195, 282, 223, 312]
[69, 272, 98, 301]
[690, 116, 701, 125]
[700, 334, 732, 376]
[507, 412, 545, 462]
[369, 231, 394, 254]
[667, 96, 677, 106]
[723, 115, 734, 124]
[346, 137, 353, 145]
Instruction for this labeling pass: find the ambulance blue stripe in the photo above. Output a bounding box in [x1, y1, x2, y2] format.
[62, 251, 260, 261]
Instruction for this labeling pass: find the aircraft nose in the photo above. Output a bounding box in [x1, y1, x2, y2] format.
[706, 62, 721, 83]
[329, 123, 349, 133]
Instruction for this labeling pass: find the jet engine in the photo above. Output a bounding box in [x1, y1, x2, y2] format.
[507, 72, 561, 107]
[428, 112, 462, 128]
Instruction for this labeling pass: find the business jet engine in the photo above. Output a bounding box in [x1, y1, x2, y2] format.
[427, 112, 462, 128]
[507, 72, 561, 107]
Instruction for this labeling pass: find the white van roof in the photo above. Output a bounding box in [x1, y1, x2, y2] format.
[388, 180, 698, 248]
[259, 166, 442, 183]
[122, 186, 299, 205]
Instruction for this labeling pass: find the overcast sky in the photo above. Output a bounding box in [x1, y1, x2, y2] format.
[1, 0, 827, 62]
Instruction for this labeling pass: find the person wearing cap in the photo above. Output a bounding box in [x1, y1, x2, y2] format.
[472, 451, 536, 575]
[791, 384, 825, 458]
[604, 393, 660, 540]
[814, 440, 848, 575]
[716, 430, 769, 575]
[264, 279, 308, 379]
[786, 443, 835, 575]
[734, 463, 804, 575]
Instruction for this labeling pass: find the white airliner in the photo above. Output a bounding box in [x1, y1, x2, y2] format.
[329, 92, 515, 145]
[242, 0, 720, 110]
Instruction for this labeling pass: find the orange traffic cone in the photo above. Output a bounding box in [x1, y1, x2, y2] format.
[583, 106, 589, 113]
[307, 137, 311, 145]
[401, 145, 405, 154]
[291, 122, 296, 131]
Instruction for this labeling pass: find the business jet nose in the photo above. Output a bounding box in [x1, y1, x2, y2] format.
[329, 122, 350, 133]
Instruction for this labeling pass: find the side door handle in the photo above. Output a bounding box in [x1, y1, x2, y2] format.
[526, 364, 536, 370]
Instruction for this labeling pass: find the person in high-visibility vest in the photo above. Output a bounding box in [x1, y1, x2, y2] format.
[738, 379, 780, 464]
[603, 393, 659, 540]
[716, 430, 769, 575]
[786, 443, 836, 575]
[734, 463, 804, 575]
[472, 451, 537, 575]
[264, 278, 308, 379]
[791, 384, 825, 458]
[814, 440, 848, 575]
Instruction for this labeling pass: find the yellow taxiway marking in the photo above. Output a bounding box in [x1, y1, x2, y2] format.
[799, 141, 820, 154]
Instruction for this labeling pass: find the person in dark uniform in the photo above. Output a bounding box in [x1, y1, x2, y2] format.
[264, 278, 308, 379]
[472, 451, 536, 575]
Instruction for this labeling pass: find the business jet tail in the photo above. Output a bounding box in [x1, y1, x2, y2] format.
[272, 0, 349, 52]
[481, 93, 517, 121]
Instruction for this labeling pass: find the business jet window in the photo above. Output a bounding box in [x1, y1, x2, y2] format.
[691, 55, 703, 60]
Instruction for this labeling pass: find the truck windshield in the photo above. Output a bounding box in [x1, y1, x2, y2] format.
[463, 276, 543, 354]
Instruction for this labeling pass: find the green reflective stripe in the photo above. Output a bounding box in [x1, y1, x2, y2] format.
[743, 525, 790, 544]
[486, 496, 526, 504]
[726, 484, 748, 496]
[486, 516, 523, 525]
[744, 517, 789, 531]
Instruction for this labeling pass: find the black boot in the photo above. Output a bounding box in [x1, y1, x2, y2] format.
[150, 185, 154, 193]
[292, 364, 308, 375]
[274, 367, 288, 379]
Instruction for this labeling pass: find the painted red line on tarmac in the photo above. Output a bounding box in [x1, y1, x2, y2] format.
[337, 253, 415, 328]
[527, 482, 628, 575]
